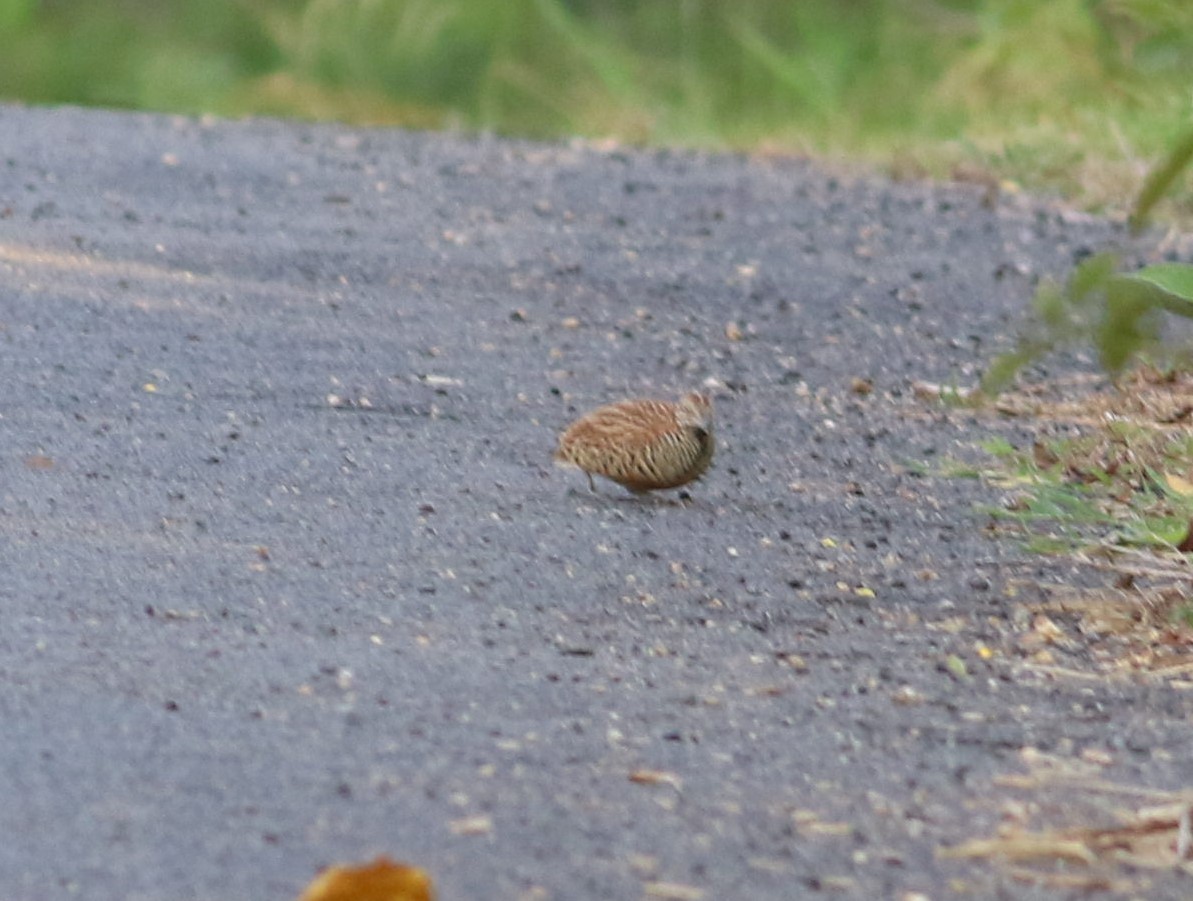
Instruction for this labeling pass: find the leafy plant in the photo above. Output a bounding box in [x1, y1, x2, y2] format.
[981, 121, 1193, 395]
[981, 255, 1193, 394]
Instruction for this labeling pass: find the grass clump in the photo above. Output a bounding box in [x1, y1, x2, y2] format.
[977, 369, 1193, 554]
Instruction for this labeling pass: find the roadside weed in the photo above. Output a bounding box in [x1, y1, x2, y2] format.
[975, 384, 1193, 554]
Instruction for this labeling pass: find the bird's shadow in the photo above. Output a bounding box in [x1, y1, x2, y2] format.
[564, 485, 697, 508]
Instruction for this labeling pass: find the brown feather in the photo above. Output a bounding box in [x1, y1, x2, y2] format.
[555, 392, 714, 493]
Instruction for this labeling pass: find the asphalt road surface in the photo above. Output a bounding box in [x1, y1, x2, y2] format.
[1, 104, 1190, 900]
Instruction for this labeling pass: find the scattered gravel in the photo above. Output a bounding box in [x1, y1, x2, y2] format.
[1, 104, 1189, 900]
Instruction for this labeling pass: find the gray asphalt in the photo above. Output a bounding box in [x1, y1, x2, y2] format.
[1, 104, 1189, 900]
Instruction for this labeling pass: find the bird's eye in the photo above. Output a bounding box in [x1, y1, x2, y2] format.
[692, 427, 709, 441]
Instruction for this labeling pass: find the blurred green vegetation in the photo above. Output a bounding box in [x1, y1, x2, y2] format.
[0, 0, 1190, 217]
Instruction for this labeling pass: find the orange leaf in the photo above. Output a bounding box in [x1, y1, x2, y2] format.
[298, 857, 434, 901]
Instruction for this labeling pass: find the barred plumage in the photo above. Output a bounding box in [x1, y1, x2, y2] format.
[554, 392, 714, 494]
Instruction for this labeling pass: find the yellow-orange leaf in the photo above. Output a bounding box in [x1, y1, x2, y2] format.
[298, 857, 434, 901]
[1165, 472, 1193, 497]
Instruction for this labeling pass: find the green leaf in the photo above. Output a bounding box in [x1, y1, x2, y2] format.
[1091, 263, 1193, 373]
[1118, 263, 1193, 309]
[0, 0, 34, 30]
[945, 654, 969, 679]
[980, 345, 1037, 394]
[1031, 278, 1069, 330]
[1097, 278, 1162, 374]
[1067, 252, 1118, 305]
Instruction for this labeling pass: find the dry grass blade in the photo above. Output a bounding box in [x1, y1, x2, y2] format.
[940, 750, 1193, 889]
[939, 835, 1098, 865]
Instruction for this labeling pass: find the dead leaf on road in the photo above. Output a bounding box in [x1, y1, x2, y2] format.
[298, 856, 434, 901]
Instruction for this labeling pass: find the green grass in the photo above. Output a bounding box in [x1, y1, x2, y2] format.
[0, 0, 1190, 220]
[976, 424, 1193, 553]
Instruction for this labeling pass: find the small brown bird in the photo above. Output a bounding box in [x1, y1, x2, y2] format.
[554, 392, 715, 494]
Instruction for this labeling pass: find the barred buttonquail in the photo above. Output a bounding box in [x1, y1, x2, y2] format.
[554, 392, 714, 494]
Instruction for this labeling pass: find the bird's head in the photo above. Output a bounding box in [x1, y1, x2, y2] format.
[677, 392, 713, 438]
